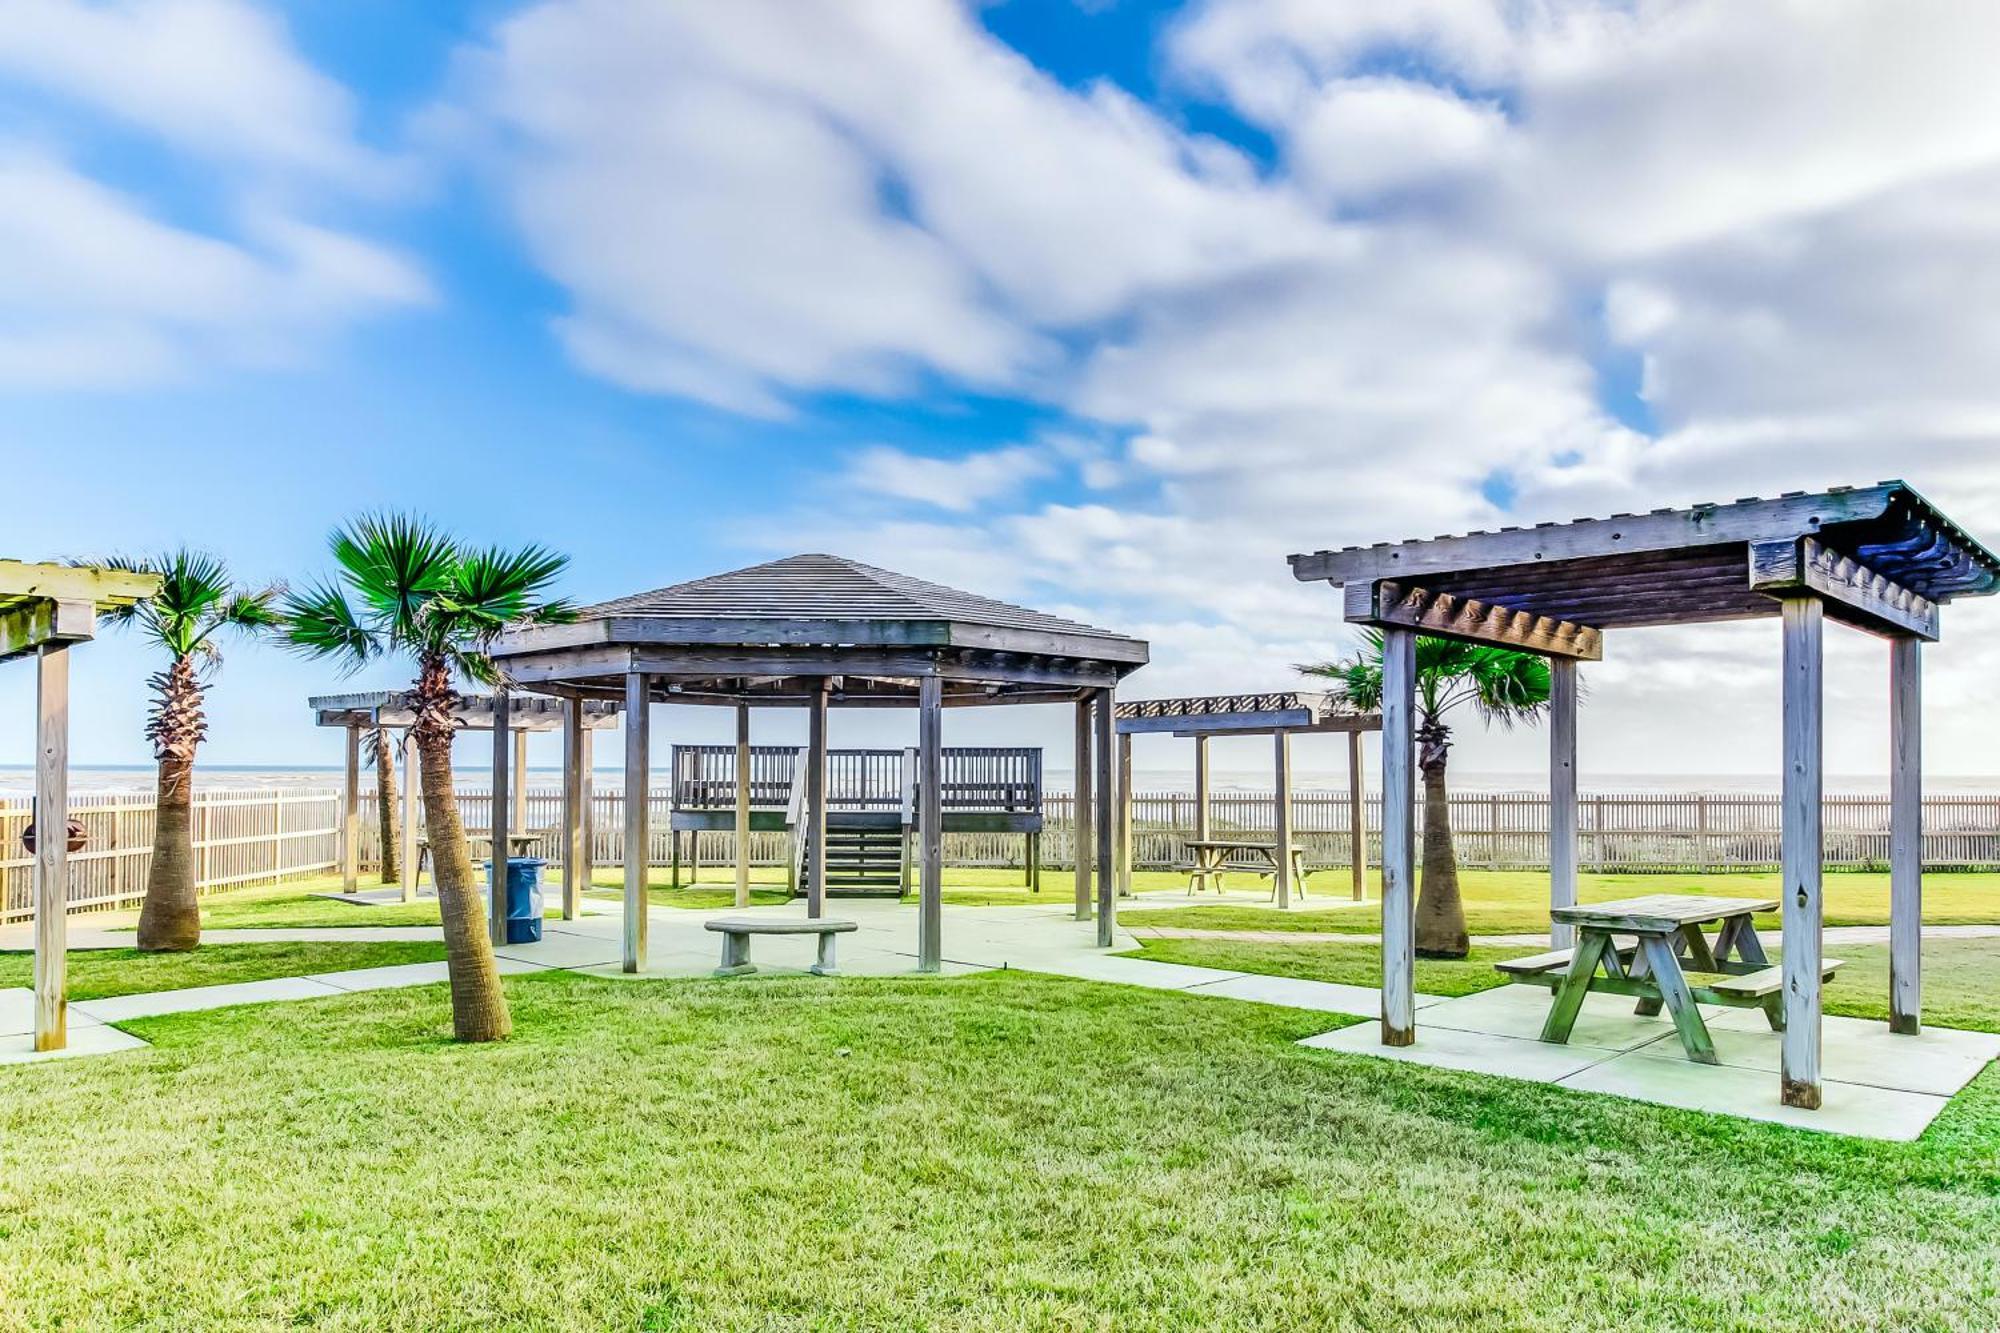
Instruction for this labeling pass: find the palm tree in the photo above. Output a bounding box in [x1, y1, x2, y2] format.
[369, 724, 401, 884]
[281, 514, 569, 1042]
[1303, 633, 1549, 958]
[100, 551, 279, 952]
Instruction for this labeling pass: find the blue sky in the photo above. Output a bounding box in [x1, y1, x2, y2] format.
[6, 0, 2000, 781]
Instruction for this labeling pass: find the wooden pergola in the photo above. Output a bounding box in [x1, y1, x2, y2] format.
[2, 560, 161, 1052]
[309, 690, 622, 928]
[1114, 692, 1382, 905]
[1292, 481, 2000, 1109]
[490, 554, 1150, 973]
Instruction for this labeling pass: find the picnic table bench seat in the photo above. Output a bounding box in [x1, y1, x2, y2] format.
[1493, 939, 1639, 977]
[1708, 959, 1846, 1000]
[705, 917, 858, 978]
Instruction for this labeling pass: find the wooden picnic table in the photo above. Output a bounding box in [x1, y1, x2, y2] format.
[1179, 839, 1309, 900]
[1499, 893, 1843, 1066]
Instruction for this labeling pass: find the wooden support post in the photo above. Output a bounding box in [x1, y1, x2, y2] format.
[1381, 627, 1417, 1047]
[1073, 696, 1093, 921]
[806, 680, 829, 920]
[1273, 729, 1295, 909]
[918, 675, 944, 971]
[579, 724, 594, 884]
[1095, 688, 1116, 947]
[623, 672, 649, 973]
[1193, 734, 1211, 842]
[734, 702, 752, 910]
[562, 697, 585, 920]
[399, 728, 417, 903]
[33, 643, 70, 1052]
[341, 722, 360, 893]
[1781, 597, 1825, 1109]
[1549, 658, 1579, 950]
[1347, 729, 1365, 901]
[489, 687, 511, 947]
[1890, 636, 1922, 1035]
[511, 728, 528, 830]
[1116, 731, 1134, 898]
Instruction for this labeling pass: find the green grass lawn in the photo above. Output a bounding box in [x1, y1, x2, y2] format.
[1122, 868, 2000, 935]
[0, 940, 446, 1001]
[4, 968, 2000, 1328]
[1127, 935, 2000, 1034]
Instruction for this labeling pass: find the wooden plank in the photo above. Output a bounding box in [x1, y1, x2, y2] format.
[806, 680, 829, 919]
[1293, 486, 1903, 583]
[734, 703, 752, 910]
[562, 696, 585, 920]
[1349, 581, 1604, 661]
[33, 643, 69, 1051]
[1539, 931, 1608, 1043]
[1549, 659, 1578, 949]
[623, 672, 649, 972]
[341, 722, 361, 893]
[0, 599, 97, 663]
[1781, 596, 1825, 1108]
[1380, 627, 1417, 1046]
[1553, 894, 1777, 931]
[1750, 538, 1940, 640]
[918, 675, 944, 971]
[1890, 636, 1922, 1034]
[1346, 730, 1366, 901]
[489, 688, 510, 947]
[1074, 697, 1093, 922]
[1193, 734, 1211, 843]
[1273, 729, 1294, 909]
[0, 561, 160, 607]
[1094, 688, 1115, 947]
[1641, 934, 1719, 1064]
[1116, 731, 1133, 899]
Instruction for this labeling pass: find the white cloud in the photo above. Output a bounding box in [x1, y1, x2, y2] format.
[844, 443, 1054, 512]
[0, 148, 429, 387]
[457, 0, 2000, 775]
[0, 1, 428, 389]
[0, 0, 401, 192]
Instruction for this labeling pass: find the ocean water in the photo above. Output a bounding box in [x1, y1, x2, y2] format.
[5, 765, 1999, 797]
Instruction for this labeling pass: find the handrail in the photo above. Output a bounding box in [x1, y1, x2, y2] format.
[898, 747, 917, 830]
[673, 743, 1044, 814]
[785, 757, 808, 892]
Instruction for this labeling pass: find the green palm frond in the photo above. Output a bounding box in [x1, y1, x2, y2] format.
[292, 513, 571, 689]
[280, 580, 377, 671]
[96, 548, 275, 663]
[330, 512, 457, 650]
[1299, 629, 1551, 729]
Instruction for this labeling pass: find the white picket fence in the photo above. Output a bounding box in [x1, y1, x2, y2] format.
[11, 785, 2000, 922]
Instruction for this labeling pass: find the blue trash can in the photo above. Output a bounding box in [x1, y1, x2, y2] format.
[485, 857, 546, 944]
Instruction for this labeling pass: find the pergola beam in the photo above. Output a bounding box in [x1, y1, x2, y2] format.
[0, 599, 95, 662]
[1346, 581, 1605, 661]
[1750, 538, 1940, 640]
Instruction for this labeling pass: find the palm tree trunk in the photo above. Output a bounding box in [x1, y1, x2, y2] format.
[373, 726, 400, 884]
[136, 754, 201, 950]
[1415, 724, 1470, 958]
[137, 655, 204, 952]
[413, 658, 511, 1042]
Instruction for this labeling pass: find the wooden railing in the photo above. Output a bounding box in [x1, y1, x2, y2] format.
[671, 744, 1042, 814]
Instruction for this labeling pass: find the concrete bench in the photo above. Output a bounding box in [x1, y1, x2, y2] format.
[705, 917, 858, 977]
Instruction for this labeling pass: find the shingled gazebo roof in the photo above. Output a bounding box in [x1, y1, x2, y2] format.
[492, 553, 1148, 706]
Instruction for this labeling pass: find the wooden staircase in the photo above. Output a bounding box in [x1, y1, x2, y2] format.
[800, 813, 906, 898]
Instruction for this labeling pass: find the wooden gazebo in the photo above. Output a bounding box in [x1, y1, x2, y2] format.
[2, 560, 161, 1052]
[490, 554, 1149, 973]
[1292, 482, 2000, 1109]
[308, 691, 621, 925]
[1115, 692, 1382, 905]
